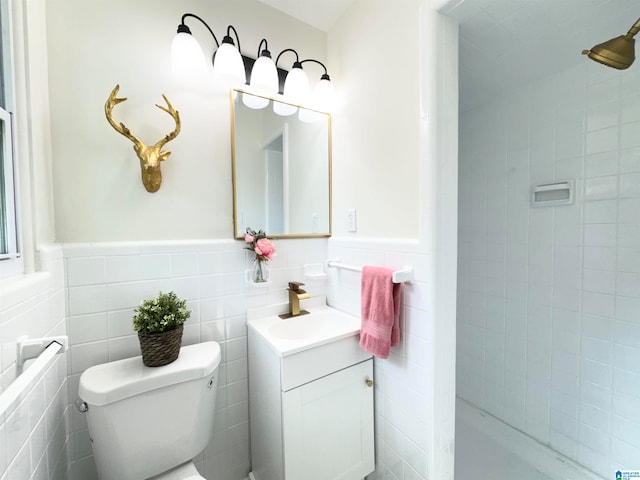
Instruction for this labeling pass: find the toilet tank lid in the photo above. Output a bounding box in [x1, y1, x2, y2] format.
[78, 341, 221, 406]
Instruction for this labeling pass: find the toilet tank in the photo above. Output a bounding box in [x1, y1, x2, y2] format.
[79, 341, 221, 480]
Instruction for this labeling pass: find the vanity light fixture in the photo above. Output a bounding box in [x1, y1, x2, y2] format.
[172, 13, 245, 86]
[171, 13, 335, 112]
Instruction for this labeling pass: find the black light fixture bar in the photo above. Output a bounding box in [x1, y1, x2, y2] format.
[174, 13, 334, 105]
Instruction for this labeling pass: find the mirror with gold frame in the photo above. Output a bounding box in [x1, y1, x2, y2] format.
[231, 89, 332, 239]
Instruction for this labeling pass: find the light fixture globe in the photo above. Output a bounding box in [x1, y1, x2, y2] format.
[250, 54, 278, 95]
[242, 93, 270, 109]
[311, 74, 334, 111]
[243, 55, 276, 109]
[273, 100, 298, 116]
[298, 107, 325, 123]
[274, 63, 309, 116]
[213, 36, 246, 86]
[171, 26, 206, 74]
[283, 63, 310, 102]
[299, 74, 333, 122]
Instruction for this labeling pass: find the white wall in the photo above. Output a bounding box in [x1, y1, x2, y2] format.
[457, 61, 640, 477]
[329, 0, 421, 239]
[328, 2, 458, 479]
[46, 0, 326, 243]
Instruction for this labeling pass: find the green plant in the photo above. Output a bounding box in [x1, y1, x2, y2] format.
[132, 291, 191, 335]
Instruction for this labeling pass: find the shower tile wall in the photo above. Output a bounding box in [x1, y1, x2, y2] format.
[0, 246, 69, 480]
[62, 239, 328, 480]
[457, 62, 640, 478]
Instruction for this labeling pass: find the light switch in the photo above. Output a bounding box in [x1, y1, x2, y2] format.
[347, 209, 357, 232]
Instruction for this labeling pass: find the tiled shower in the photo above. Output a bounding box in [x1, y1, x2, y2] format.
[457, 59, 640, 477]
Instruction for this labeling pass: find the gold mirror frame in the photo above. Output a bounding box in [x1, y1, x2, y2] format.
[231, 89, 332, 239]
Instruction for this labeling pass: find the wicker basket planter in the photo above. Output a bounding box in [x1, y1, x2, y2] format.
[138, 325, 184, 367]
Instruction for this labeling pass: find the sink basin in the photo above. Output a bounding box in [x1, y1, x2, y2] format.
[247, 297, 361, 356]
[268, 311, 353, 340]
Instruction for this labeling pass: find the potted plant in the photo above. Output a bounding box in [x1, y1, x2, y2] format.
[132, 291, 191, 367]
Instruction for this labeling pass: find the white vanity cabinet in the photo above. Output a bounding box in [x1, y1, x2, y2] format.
[281, 357, 374, 479]
[247, 300, 375, 480]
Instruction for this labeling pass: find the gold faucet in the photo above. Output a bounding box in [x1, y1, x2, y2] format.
[279, 281, 310, 319]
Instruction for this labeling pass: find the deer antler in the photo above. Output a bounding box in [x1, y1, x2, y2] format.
[104, 85, 144, 150]
[104, 84, 182, 193]
[152, 94, 181, 161]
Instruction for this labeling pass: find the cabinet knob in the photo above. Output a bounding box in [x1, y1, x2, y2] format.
[365, 379, 373, 387]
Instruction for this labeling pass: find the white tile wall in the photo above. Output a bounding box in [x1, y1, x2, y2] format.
[0, 245, 70, 480]
[458, 61, 640, 477]
[327, 238, 429, 480]
[63, 238, 328, 480]
[3, 238, 435, 480]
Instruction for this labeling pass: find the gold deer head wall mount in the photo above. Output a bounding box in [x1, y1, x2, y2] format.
[104, 85, 181, 193]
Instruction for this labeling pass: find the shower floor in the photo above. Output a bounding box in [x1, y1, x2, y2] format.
[454, 398, 604, 480]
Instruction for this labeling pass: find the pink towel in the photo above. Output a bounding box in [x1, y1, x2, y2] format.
[359, 266, 402, 359]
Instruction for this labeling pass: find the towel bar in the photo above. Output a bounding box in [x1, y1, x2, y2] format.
[0, 336, 68, 418]
[326, 259, 414, 284]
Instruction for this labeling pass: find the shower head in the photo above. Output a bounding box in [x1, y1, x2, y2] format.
[582, 17, 640, 70]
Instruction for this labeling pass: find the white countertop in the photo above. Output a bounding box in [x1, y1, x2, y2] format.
[247, 296, 361, 357]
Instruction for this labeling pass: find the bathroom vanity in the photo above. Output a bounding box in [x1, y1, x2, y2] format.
[247, 297, 374, 480]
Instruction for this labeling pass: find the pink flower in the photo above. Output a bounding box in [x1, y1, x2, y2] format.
[255, 238, 276, 261]
[244, 233, 254, 243]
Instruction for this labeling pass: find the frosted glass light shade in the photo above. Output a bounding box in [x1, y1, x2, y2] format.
[171, 32, 206, 74]
[213, 42, 246, 86]
[274, 67, 309, 116]
[273, 100, 298, 116]
[242, 93, 270, 109]
[283, 67, 310, 103]
[250, 56, 278, 95]
[298, 107, 325, 123]
[311, 78, 335, 112]
[298, 108, 312, 123]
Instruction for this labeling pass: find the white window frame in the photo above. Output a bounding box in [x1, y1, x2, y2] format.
[0, 105, 18, 259]
[0, 0, 22, 277]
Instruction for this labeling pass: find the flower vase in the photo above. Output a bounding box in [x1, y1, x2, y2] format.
[252, 258, 268, 283]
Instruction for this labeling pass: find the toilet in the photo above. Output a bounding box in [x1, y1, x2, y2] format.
[78, 341, 221, 480]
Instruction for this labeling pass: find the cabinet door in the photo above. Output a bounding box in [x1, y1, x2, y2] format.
[282, 359, 374, 480]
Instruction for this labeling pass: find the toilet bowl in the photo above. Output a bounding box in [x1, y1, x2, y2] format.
[78, 341, 221, 480]
[149, 460, 204, 480]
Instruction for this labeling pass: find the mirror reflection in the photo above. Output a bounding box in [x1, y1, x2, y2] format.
[231, 90, 331, 238]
